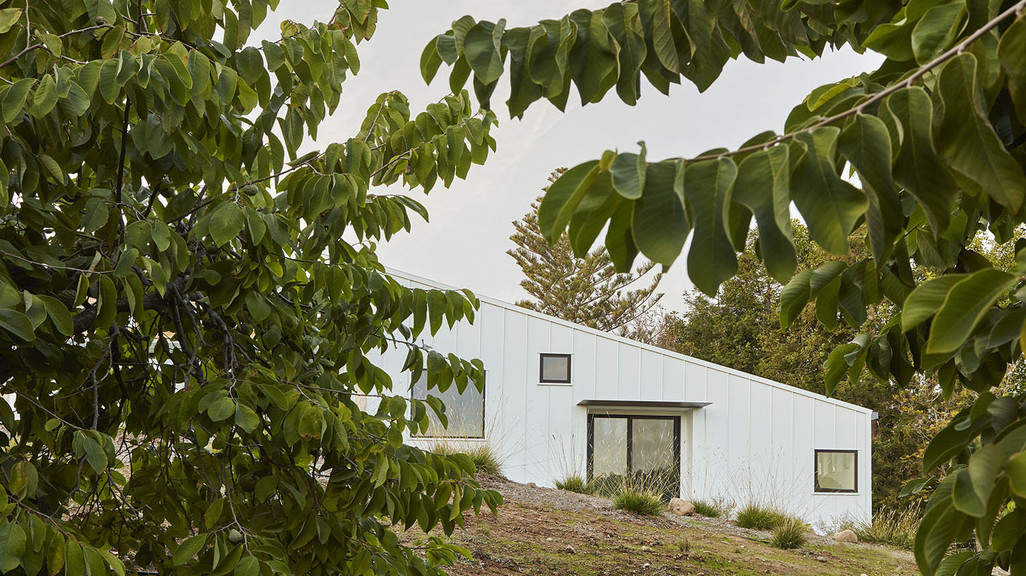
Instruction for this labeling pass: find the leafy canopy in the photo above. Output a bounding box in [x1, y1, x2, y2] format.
[424, 0, 1026, 574]
[0, 1, 503, 575]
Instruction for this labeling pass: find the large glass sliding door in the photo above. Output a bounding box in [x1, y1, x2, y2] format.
[587, 414, 681, 500]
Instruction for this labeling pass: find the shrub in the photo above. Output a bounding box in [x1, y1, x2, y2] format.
[840, 506, 921, 550]
[692, 498, 733, 518]
[735, 503, 790, 531]
[613, 488, 665, 516]
[771, 516, 808, 549]
[431, 443, 503, 476]
[555, 473, 592, 494]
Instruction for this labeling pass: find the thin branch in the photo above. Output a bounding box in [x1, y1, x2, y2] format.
[687, 0, 1026, 164]
[0, 248, 114, 274]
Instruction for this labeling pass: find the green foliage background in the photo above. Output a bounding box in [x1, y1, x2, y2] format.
[0, 1, 503, 575]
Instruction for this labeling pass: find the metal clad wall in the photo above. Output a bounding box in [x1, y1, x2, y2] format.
[390, 271, 872, 526]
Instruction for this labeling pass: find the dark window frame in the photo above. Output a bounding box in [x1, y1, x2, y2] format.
[539, 353, 573, 384]
[814, 449, 858, 494]
[586, 413, 681, 487]
[409, 371, 487, 440]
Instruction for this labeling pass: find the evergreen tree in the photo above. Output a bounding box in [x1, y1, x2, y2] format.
[509, 172, 663, 337]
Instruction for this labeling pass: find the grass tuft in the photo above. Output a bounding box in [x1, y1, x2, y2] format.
[612, 488, 665, 516]
[431, 443, 503, 476]
[839, 506, 920, 550]
[692, 498, 733, 518]
[770, 516, 808, 549]
[555, 473, 592, 494]
[735, 503, 791, 531]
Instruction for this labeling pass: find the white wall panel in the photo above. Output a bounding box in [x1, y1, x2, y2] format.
[617, 343, 641, 398]
[386, 269, 875, 527]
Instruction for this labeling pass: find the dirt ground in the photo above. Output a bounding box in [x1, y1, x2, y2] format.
[410, 475, 919, 576]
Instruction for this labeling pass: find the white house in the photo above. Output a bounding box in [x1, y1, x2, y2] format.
[372, 269, 873, 528]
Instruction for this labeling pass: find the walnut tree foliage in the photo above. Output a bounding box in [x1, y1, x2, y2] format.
[509, 171, 663, 335]
[0, 1, 505, 575]
[422, 0, 1026, 573]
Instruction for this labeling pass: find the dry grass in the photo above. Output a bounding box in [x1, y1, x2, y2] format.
[554, 473, 591, 494]
[771, 516, 809, 549]
[735, 503, 792, 531]
[840, 506, 920, 550]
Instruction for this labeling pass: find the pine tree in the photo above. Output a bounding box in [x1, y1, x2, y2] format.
[508, 171, 663, 338]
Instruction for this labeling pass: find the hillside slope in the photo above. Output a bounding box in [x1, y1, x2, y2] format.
[422, 475, 917, 576]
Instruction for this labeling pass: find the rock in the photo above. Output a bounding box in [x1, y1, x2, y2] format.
[640, 545, 651, 552]
[527, 482, 537, 488]
[564, 545, 575, 554]
[668, 498, 696, 516]
[642, 563, 650, 569]
[832, 529, 859, 543]
[816, 556, 828, 563]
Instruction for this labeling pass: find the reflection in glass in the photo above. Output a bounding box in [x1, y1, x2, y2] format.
[411, 374, 484, 438]
[632, 419, 675, 473]
[592, 417, 627, 477]
[541, 355, 571, 382]
[816, 451, 856, 492]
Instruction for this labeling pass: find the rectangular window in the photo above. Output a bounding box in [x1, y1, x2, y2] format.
[587, 414, 681, 500]
[815, 450, 858, 493]
[540, 353, 572, 383]
[411, 374, 485, 438]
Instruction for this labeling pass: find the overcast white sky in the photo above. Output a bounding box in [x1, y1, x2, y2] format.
[261, 1, 883, 313]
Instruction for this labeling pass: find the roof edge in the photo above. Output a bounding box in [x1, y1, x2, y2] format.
[384, 266, 875, 416]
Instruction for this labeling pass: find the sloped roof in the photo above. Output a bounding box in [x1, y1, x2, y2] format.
[386, 267, 873, 415]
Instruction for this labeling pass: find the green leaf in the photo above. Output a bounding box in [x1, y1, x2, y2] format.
[926, 268, 1018, 355]
[914, 478, 973, 575]
[0, 9, 22, 34]
[95, 275, 118, 330]
[1, 78, 34, 124]
[883, 87, 957, 235]
[27, 75, 58, 119]
[901, 274, 965, 331]
[209, 202, 246, 247]
[838, 114, 902, 264]
[999, 15, 1026, 125]
[538, 160, 599, 241]
[38, 296, 73, 337]
[610, 144, 646, 200]
[685, 158, 737, 295]
[81, 434, 108, 474]
[235, 556, 260, 576]
[463, 19, 506, 85]
[173, 533, 208, 566]
[235, 405, 261, 433]
[0, 522, 26, 573]
[0, 310, 34, 342]
[951, 445, 1004, 517]
[936, 53, 1026, 212]
[791, 128, 867, 255]
[1008, 451, 1026, 498]
[572, 10, 619, 104]
[604, 199, 638, 272]
[779, 269, 813, 329]
[208, 397, 237, 422]
[911, 2, 965, 64]
[602, 3, 646, 105]
[632, 160, 688, 267]
[730, 145, 796, 283]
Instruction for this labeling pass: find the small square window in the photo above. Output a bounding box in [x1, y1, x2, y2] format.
[540, 353, 572, 384]
[815, 450, 857, 493]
